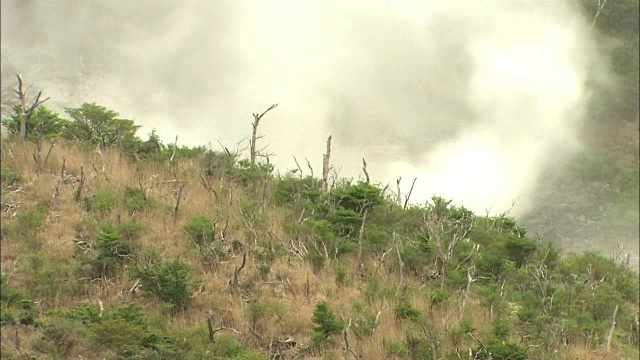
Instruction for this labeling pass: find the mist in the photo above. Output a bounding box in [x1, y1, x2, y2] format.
[1, 0, 605, 216]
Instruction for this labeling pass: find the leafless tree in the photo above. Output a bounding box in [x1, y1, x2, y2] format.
[14, 75, 49, 140]
[250, 103, 278, 167]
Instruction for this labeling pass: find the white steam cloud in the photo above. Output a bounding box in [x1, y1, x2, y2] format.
[1, 0, 603, 216]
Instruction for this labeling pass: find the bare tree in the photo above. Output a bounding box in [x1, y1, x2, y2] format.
[423, 200, 473, 286]
[605, 303, 619, 352]
[250, 103, 278, 167]
[14, 75, 49, 140]
[361, 158, 370, 183]
[322, 135, 332, 192]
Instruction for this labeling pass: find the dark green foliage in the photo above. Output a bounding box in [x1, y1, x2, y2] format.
[236, 158, 275, 185]
[274, 175, 321, 204]
[505, 237, 537, 268]
[311, 301, 344, 344]
[430, 289, 449, 307]
[329, 209, 362, 238]
[136, 129, 164, 158]
[394, 300, 420, 322]
[491, 318, 511, 340]
[62, 102, 141, 150]
[1, 274, 38, 326]
[129, 249, 193, 309]
[47, 301, 178, 358]
[2, 105, 69, 140]
[330, 181, 383, 213]
[476, 253, 506, 279]
[481, 338, 527, 360]
[89, 224, 136, 278]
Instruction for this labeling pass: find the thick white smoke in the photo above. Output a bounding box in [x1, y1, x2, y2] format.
[1, 0, 604, 216]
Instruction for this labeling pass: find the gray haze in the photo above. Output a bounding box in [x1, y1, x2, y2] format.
[2, 0, 607, 217]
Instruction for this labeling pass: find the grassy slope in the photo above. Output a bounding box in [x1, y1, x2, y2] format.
[1, 139, 638, 360]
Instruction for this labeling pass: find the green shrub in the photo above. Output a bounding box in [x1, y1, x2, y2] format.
[274, 175, 321, 204]
[330, 181, 384, 213]
[90, 224, 135, 278]
[350, 300, 377, 338]
[182, 215, 215, 246]
[124, 186, 148, 213]
[0, 165, 21, 184]
[505, 237, 537, 268]
[130, 250, 193, 309]
[430, 289, 449, 307]
[384, 339, 409, 358]
[311, 301, 344, 346]
[394, 300, 420, 322]
[0, 274, 37, 326]
[11, 207, 46, 238]
[89, 188, 116, 216]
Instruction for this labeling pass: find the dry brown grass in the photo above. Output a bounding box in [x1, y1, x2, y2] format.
[1, 138, 637, 360]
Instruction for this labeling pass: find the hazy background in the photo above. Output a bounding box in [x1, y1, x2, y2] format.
[1, 1, 635, 259]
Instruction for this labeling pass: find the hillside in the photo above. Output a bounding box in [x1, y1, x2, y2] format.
[1, 130, 638, 359]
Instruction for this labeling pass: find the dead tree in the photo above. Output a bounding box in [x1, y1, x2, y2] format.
[74, 167, 85, 202]
[250, 103, 278, 167]
[172, 180, 186, 224]
[321, 135, 332, 192]
[14, 75, 49, 140]
[169, 134, 178, 162]
[356, 208, 368, 280]
[396, 178, 403, 206]
[423, 201, 473, 286]
[206, 310, 240, 344]
[404, 177, 417, 209]
[229, 252, 247, 289]
[361, 158, 370, 183]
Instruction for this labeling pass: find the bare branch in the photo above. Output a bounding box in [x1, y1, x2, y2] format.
[361, 158, 370, 183]
[250, 103, 278, 167]
[403, 177, 417, 209]
[169, 134, 178, 162]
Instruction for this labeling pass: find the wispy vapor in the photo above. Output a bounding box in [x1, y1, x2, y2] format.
[1, 0, 605, 216]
